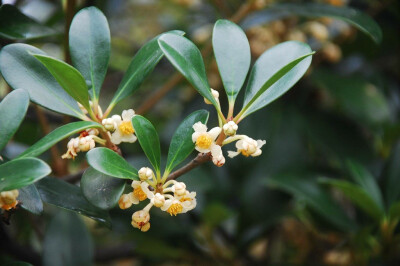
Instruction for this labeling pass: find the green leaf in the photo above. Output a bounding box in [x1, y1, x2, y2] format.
[319, 178, 384, 221]
[346, 161, 384, 210]
[17, 121, 102, 158]
[69, 6, 110, 99]
[241, 41, 313, 118]
[165, 110, 209, 173]
[212, 19, 250, 103]
[0, 89, 29, 151]
[86, 147, 138, 180]
[389, 201, 400, 221]
[385, 142, 400, 206]
[0, 44, 84, 118]
[265, 170, 356, 231]
[18, 184, 43, 215]
[43, 211, 93, 266]
[81, 167, 125, 210]
[0, 158, 51, 191]
[132, 115, 161, 173]
[0, 4, 57, 40]
[241, 3, 382, 44]
[158, 34, 218, 107]
[33, 54, 90, 110]
[36, 177, 111, 227]
[110, 30, 184, 105]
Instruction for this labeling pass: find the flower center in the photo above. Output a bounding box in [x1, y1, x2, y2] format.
[133, 187, 147, 201]
[196, 134, 212, 149]
[180, 197, 191, 202]
[167, 203, 183, 216]
[119, 121, 135, 135]
[240, 149, 251, 157]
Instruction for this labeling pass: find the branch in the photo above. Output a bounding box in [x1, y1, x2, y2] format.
[166, 153, 212, 182]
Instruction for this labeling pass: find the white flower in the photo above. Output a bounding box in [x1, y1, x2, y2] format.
[130, 181, 152, 204]
[172, 182, 186, 197]
[61, 137, 80, 159]
[192, 122, 221, 158]
[223, 121, 238, 136]
[228, 136, 266, 158]
[102, 118, 116, 132]
[78, 135, 95, 152]
[138, 167, 154, 181]
[118, 193, 134, 209]
[131, 210, 151, 232]
[0, 190, 19, 210]
[204, 88, 219, 105]
[211, 144, 225, 167]
[152, 193, 165, 208]
[161, 191, 197, 216]
[110, 109, 137, 144]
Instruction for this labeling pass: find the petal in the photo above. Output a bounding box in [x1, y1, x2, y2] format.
[111, 115, 122, 124]
[227, 151, 240, 158]
[121, 134, 137, 143]
[193, 122, 207, 133]
[210, 144, 222, 157]
[122, 109, 135, 121]
[195, 146, 211, 153]
[235, 139, 244, 149]
[192, 132, 201, 143]
[208, 127, 222, 140]
[251, 149, 262, 157]
[111, 131, 122, 144]
[257, 140, 266, 148]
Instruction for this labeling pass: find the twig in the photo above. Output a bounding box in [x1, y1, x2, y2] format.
[166, 153, 212, 181]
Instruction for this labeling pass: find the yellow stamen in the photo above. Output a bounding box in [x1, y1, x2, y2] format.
[119, 121, 135, 135]
[196, 134, 212, 149]
[240, 149, 251, 157]
[180, 197, 191, 202]
[133, 187, 147, 201]
[167, 203, 183, 216]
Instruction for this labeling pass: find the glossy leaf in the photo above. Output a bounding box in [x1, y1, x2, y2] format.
[132, 115, 161, 173]
[111, 30, 184, 105]
[319, 178, 384, 221]
[0, 158, 51, 191]
[18, 184, 43, 215]
[241, 3, 382, 43]
[86, 147, 138, 180]
[0, 89, 29, 151]
[212, 19, 250, 103]
[385, 142, 400, 206]
[69, 7, 110, 99]
[17, 121, 102, 158]
[81, 167, 125, 210]
[43, 211, 93, 266]
[36, 177, 111, 227]
[33, 54, 90, 110]
[0, 44, 84, 118]
[165, 110, 209, 173]
[0, 4, 57, 40]
[241, 41, 313, 118]
[158, 34, 218, 107]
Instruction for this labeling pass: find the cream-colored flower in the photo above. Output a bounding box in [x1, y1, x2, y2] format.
[78, 135, 95, 152]
[228, 136, 266, 158]
[102, 118, 116, 132]
[204, 88, 219, 105]
[0, 190, 19, 210]
[118, 193, 134, 209]
[172, 182, 186, 197]
[152, 193, 166, 208]
[130, 181, 152, 204]
[161, 191, 197, 216]
[211, 144, 225, 167]
[192, 122, 221, 158]
[131, 210, 151, 232]
[110, 109, 137, 144]
[223, 121, 238, 136]
[138, 167, 154, 181]
[61, 137, 80, 159]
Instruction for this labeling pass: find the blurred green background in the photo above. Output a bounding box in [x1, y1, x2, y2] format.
[0, 0, 399, 265]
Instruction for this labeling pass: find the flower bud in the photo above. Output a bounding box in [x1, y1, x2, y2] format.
[140, 222, 151, 232]
[102, 118, 116, 132]
[173, 182, 186, 197]
[138, 167, 154, 181]
[212, 154, 225, 167]
[153, 193, 165, 208]
[86, 128, 99, 136]
[306, 22, 329, 41]
[223, 121, 238, 136]
[132, 210, 150, 223]
[0, 190, 18, 205]
[118, 193, 133, 209]
[204, 89, 219, 104]
[78, 136, 95, 152]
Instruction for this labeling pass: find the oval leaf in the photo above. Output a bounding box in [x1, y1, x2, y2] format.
[241, 41, 313, 118]
[110, 30, 184, 106]
[33, 54, 90, 110]
[69, 6, 110, 99]
[158, 34, 218, 107]
[18, 184, 43, 215]
[86, 147, 138, 180]
[81, 167, 125, 210]
[17, 121, 102, 158]
[0, 89, 29, 151]
[0, 158, 51, 191]
[212, 19, 250, 103]
[165, 110, 209, 173]
[241, 3, 382, 44]
[132, 115, 161, 173]
[0, 44, 84, 118]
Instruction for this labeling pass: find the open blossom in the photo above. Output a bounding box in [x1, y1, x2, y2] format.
[204, 88, 219, 105]
[0, 190, 19, 210]
[110, 109, 137, 144]
[228, 136, 266, 158]
[192, 122, 222, 158]
[161, 191, 197, 216]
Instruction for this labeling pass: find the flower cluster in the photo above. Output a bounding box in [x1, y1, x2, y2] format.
[0, 190, 19, 211]
[62, 128, 100, 159]
[118, 167, 196, 232]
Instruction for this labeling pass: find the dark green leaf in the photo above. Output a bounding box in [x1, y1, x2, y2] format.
[43, 211, 93, 266]
[0, 44, 84, 118]
[158, 34, 218, 107]
[132, 115, 161, 173]
[111, 30, 184, 106]
[36, 177, 111, 227]
[241, 3, 382, 43]
[18, 184, 43, 215]
[212, 19, 250, 103]
[0, 4, 57, 40]
[69, 6, 110, 99]
[241, 41, 313, 118]
[33, 54, 90, 110]
[385, 142, 400, 206]
[319, 178, 384, 221]
[86, 147, 138, 180]
[0, 158, 51, 191]
[165, 110, 209, 173]
[17, 121, 102, 158]
[81, 167, 125, 210]
[0, 89, 29, 151]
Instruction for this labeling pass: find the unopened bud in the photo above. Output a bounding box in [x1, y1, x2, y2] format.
[153, 193, 165, 208]
[118, 193, 133, 209]
[138, 167, 154, 181]
[204, 89, 219, 104]
[78, 136, 95, 152]
[132, 210, 150, 223]
[223, 121, 238, 136]
[212, 154, 225, 167]
[173, 182, 186, 197]
[102, 118, 116, 132]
